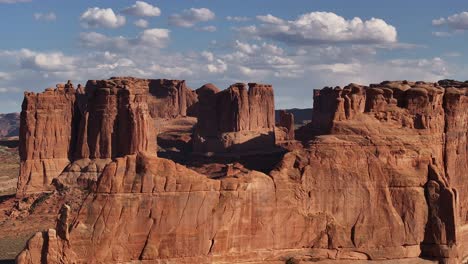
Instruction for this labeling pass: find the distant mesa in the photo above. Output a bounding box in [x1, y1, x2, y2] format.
[0, 112, 19, 138]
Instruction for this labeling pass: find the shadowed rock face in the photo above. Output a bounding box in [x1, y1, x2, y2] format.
[15, 79, 468, 263]
[193, 82, 275, 153]
[277, 110, 295, 141]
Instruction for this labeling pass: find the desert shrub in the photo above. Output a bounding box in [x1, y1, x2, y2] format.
[28, 192, 53, 213]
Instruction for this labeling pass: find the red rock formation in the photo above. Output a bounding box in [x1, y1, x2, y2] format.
[194, 83, 220, 138]
[147, 78, 198, 118]
[17, 84, 77, 196]
[193, 82, 275, 153]
[248, 83, 275, 131]
[277, 110, 295, 140]
[85, 77, 198, 119]
[17, 77, 199, 196]
[76, 78, 157, 159]
[15, 79, 468, 264]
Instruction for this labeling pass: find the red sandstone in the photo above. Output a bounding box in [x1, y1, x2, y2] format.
[12, 78, 468, 264]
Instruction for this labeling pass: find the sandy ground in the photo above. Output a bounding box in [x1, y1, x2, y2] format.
[0, 142, 19, 196]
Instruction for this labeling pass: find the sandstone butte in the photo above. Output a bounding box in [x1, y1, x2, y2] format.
[11, 77, 468, 264]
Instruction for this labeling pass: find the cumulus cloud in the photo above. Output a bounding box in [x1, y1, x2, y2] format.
[433, 12, 468, 29]
[236, 12, 397, 45]
[0, 41, 455, 111]
[226, 16, 250, 22]
[79, 28, 170, 51]
[134, 19, 149, 28]
[34, 12, 56, 22]
[169, 8, 215, 28]
[122, 1, 161, 17]
[232, 40, 284, 56]
[80, 7, 126, 28]
[200, 51, 214, 62]
[139, 28, 170, 47]
[256, 14, 284, 24]
[207, 59, 227, 73]
[19, 50, 76, 72]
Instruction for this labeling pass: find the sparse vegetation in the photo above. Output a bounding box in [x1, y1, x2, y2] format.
[28, 192, 53, 214]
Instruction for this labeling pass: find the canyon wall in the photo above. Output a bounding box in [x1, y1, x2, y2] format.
[16, 79, 468, 264]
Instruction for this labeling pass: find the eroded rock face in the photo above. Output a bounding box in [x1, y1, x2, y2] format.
[193, 83, 275, 153]
[277, 110, 295, 141]
[76, 78, 157, 159]
[18, 83, 77, 196]
[17, 78, 163, 196]
[15, 79, 468, 263]
[311, 81, 446, 134]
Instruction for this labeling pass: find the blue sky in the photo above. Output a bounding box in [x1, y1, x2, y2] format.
[0, 0, 467, 113]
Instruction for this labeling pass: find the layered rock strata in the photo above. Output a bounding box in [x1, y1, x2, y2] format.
[193, 83, 275, 153]
[18, 82, 78, 196]
[17, 78, 177, 196]
[16, 79, 468, 264]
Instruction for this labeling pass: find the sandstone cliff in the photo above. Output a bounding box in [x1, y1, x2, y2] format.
[193, 82, 275, 153]
[15, 79, 468, 264]
[277, 110, 295, 141]
[17, 78, 196, 196]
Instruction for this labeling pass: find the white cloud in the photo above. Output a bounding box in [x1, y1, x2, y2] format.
[0, 0, 30, 3]
[196, 25, 217, 32]
[34, 12, 56, 22]
[80, 7, 126, 28]
[207, 59, 227, 73]
[134, 19, 149, 28]
[139, 28, 170, 47]
[0, 72, 10, 80]
[226, 16, 250, 22]
[432, 31, 453, 37]
[235, 40, 257, 54]
[232, 40, 284, 56]
[79, 28, 170, 51]
[432, 18, 446, 26]
[169, 8, 215, 28]
[122, 1, 161, 17]
[149, 64, 193, 77]
[432, 12, 468, 29]
[0, 43, 455, 112]
[19, 50, 75, 72]
[256, 14, 284, 24]
[0, 87, 21, 93]
[201, 51, 214, 62]
[237, 12, 397, 45]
